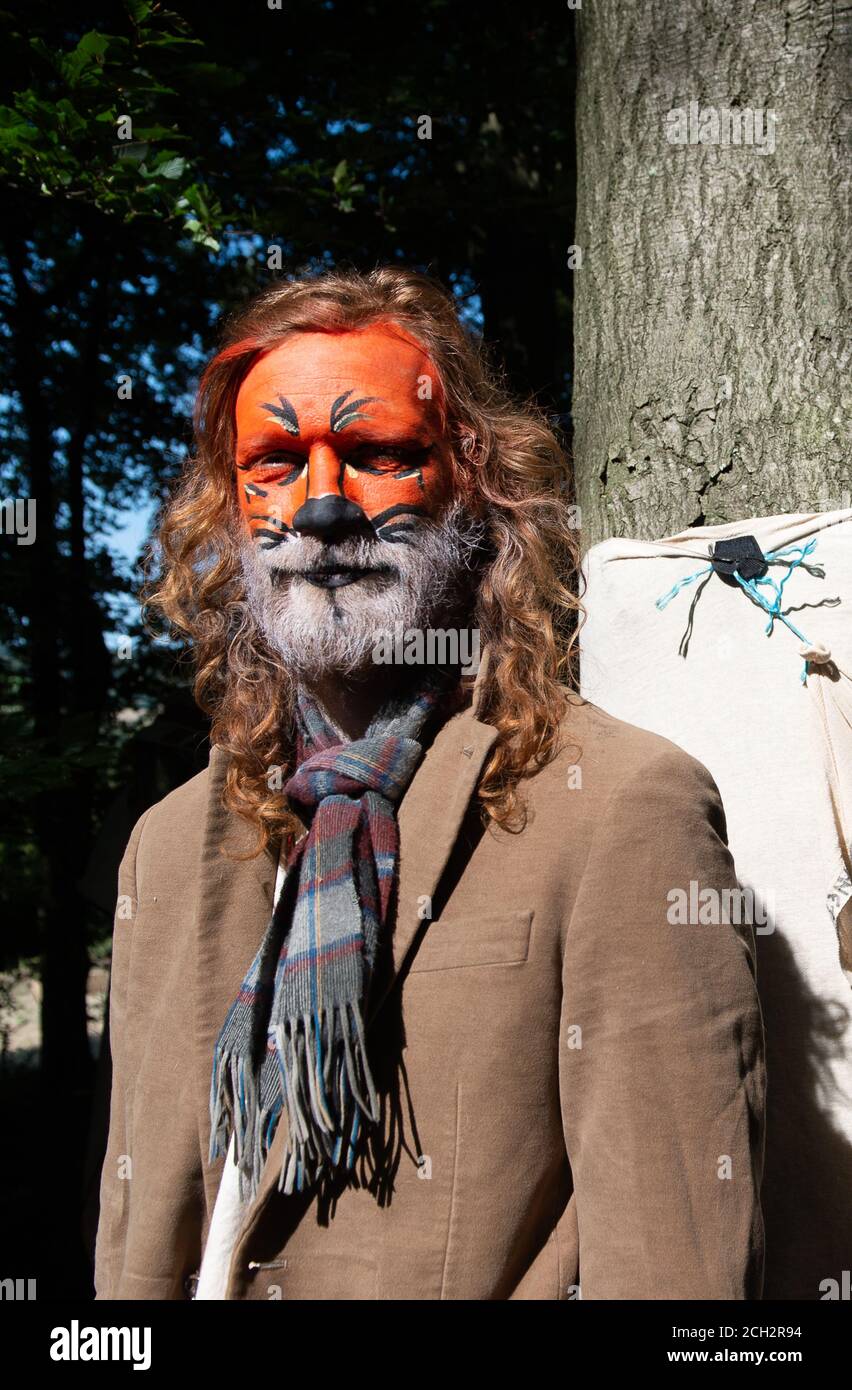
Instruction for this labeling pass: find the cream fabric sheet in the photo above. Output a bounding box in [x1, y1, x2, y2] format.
[580, 508, 852, 1299]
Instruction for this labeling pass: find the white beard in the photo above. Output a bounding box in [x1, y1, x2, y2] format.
[238, 501, 486, 679]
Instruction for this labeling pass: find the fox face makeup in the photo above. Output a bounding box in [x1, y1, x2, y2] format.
[234, 326, 455, 553]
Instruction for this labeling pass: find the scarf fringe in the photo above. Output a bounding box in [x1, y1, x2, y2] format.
[210, 1000, 380, 1201]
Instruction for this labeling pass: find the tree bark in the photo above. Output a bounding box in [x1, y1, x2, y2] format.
[572, 0, 851, 547]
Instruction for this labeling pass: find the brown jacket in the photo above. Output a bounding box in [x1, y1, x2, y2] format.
[95, 687, 766, 1300]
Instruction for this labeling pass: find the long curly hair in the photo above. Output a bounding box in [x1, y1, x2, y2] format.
[146, 265, 583, 854]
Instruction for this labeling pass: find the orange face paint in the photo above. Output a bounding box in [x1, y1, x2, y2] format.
[234, 326, 454, 549]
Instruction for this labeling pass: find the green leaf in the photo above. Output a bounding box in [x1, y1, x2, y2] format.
[124, 0, 153, 21]
[138, 35, 202, 49]
[76, 31, 112, 63]
[156, 156, 186, 179]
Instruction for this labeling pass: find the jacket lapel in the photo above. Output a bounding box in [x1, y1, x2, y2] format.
[367, 699, 497, 1022]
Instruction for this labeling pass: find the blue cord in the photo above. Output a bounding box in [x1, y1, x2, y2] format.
[655, 564, 714, 611]
[655, 538, 820, 681]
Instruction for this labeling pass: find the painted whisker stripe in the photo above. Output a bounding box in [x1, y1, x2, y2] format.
[254, 530, 290, 548]
[370, 502, 427, 530]
[376, 526, 416, 543]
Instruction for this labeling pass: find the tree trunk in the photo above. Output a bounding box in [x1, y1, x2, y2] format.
[572, 0, 851, 548]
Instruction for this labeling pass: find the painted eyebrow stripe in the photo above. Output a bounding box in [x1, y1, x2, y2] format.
[330, 388, 382, 433]
[261, 396, 300, 435]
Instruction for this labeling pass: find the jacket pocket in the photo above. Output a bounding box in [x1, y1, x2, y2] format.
[246, 1251, 379, 1300]
[408, 909, 533, 973]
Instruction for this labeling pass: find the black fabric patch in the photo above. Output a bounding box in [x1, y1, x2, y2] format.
[710, 534, 768, 588]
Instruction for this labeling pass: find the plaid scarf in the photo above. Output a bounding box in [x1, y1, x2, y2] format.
[209, 678, 451, 1201]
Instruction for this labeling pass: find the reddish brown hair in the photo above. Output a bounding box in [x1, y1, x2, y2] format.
[146, 265, 583, 852]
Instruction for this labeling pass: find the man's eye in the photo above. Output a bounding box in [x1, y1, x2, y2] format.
[254, 453, 305, 476]
[348, 444, 429, 472]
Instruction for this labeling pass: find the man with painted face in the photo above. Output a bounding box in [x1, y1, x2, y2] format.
[95, 267, 766, 1301]
[234, 324, 478, 724]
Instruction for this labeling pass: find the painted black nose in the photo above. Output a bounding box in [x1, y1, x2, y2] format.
[292, 494, 368, 539]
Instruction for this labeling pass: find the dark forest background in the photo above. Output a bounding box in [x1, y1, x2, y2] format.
[0, 0, 575, 1297]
